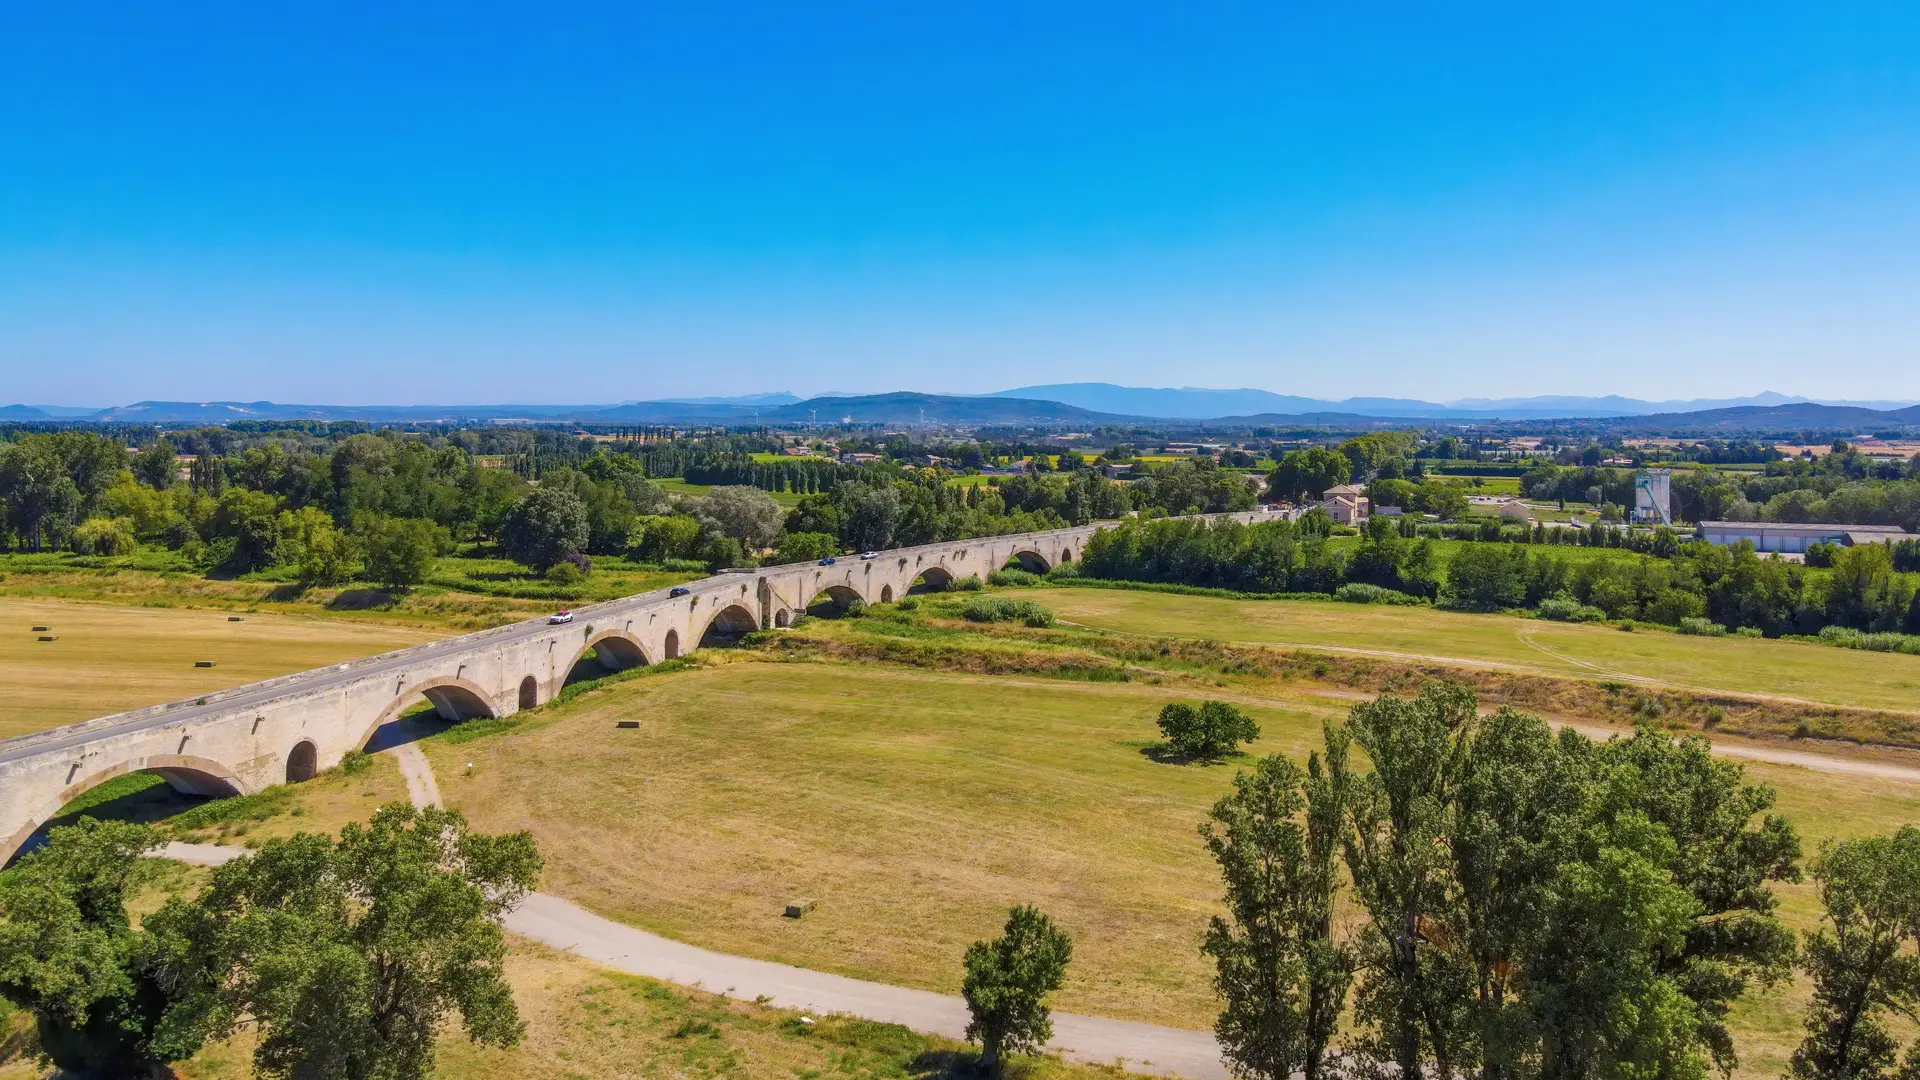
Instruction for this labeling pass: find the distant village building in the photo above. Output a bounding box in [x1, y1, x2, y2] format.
[1102, 462, 1133, 479]
[1498, 499, 1533, 522]
[1320, 483, 1370, 525]
[1697, 521, 1910, 554]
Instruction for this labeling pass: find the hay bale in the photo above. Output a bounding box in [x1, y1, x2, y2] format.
[616, 720, 640, 729]
[228, 616, 244, 622]
[784, 898, 817, 919]
[30, 625, 49, 632]
[194, 660, 216, 668]
[37, 635, 57, 642]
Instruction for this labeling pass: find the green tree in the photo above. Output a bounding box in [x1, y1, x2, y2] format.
[962, 905, 1073, 1075]
[502, 486, 589, 570]
[208, 487, 284, 572]
[0, 819, 182, 1074]
[360, 516, 443, 589]
[280, 505, 359, 587]
[1201, 740, 1353, 1080]
[1267, 448, 1351, 504]
[1790, 828, 1920, 1080]
[144, 804, 542, 1080]
[131, 438, 177, 490]
[1157, 700, 1261, 761]
[1333, 683, 1477, 1080]
[773, 531, 841, 563]
[692, 486, 784, 550]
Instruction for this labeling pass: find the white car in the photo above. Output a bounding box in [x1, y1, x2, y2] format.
[859, 551, 879, 560]
[548, 610, 574, 625]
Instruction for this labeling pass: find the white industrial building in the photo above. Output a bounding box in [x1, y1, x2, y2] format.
[1696, 521, 1911, 554]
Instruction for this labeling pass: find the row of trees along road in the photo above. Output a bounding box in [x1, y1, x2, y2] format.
[1192, 681, 1920, 1080]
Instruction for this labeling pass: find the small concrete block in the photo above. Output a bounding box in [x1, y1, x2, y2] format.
[31, 625, 50, 632]
[616, 720, 640, 729]
[37, 635, 57, 642]
[194, 660, 216, 668]
[784, 898, 817, 919]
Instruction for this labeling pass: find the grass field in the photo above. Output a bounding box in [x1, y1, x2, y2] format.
[0, 599, 443, 740]
[1043, 587, 1920, 714]
[654, 476, 806, 507]
[418, 646, 1920, 1079]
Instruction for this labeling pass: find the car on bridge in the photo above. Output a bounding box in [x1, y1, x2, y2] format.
[818, 556, 837, 565]
[668, 587, 690, 597]
[859, 551, 879, 559]
[548, 610, 574, 624]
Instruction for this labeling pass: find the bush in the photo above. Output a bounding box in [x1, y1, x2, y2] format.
[1334, 582, 1422, 605]
[1155, 700, 1259, 761]
[988, 569, 1047, 587]
[1618, 619, 1636, 632]
[949, 575, 985, 592]
[69, 516, 139, 556]
[659, 557, 710, 574]
[1816, 625, 1920, 655]
[1677, 617, 1727, 637]
[545, 561, 585, 586]
[339, 749, 372, 776]
[963, 597, 1056, 628]
[1536, 596, 1606, 622]
[842, 598, 868, 619]
[896, 596, 920, 611]
[1044, 562, 1081, 581]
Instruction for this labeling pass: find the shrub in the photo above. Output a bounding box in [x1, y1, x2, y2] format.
[1334, 582, 1422, 605]
[1677, 617, 1727, 637]
[660, 557, 710, 574]
[1537, 596, 1607, 623]
[69, 516, 139, 556]
[1155, 700, 1260, 761]
[949, 575, 985, 592]
[1044, 562, 1081, 581]
[1618, 619, 1636, 632]
[545, 561, 585, 586]
[1816, 625, 1920, 655]
[963, 597, 1055, 628]
[988, 569, 1047, 587]
[842, 598, 868, 619]
[896, 596, 920, 611]
[339, 749, 372, 776]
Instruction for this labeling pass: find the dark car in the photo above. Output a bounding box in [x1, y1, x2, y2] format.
[818, 556, 837, 565]
[668, 586, 691, 598]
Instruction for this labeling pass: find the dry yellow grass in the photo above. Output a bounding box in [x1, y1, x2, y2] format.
[421, 654, 1920, 1078]
[0, 599, 442, 740]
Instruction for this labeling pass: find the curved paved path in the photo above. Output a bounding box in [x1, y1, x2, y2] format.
[162, 742, 1230, 1080]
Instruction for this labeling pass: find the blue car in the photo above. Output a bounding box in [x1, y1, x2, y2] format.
[669, 586, 690, 597]
[818, 556, 837, 566]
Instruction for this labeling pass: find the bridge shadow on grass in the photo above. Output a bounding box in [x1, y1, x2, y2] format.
[362, 703, 459, 753]
[10, 773, 210, 864]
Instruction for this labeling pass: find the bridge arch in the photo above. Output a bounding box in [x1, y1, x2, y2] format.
[355, 675, 499, 751]
[805, 583, 865, 617]
[286, 739, 318, 783]
[5, 755, 250, 867]
[880, 584, 894, 603]
[559, 630, 652, 688]
[908, 566, 954, 593]
[698, 603, 760, 647]
[1007, 549, 1052, 573]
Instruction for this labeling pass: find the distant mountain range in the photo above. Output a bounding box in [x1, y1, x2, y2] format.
[989, 383, 1919, 420]
[2, 385, 1916, 431]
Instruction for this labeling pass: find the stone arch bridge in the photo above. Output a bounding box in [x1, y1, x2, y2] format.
[0, 512, 1269, 863]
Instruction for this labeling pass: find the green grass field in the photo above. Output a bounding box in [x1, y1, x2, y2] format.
[653, 476, 806, 507]
[1042, 587, 1920, 714]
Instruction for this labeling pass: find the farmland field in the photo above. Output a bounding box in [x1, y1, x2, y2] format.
[1042, 587, 1920, 714]
[651, 476, 806, 507]
[0, 598, 443, 740]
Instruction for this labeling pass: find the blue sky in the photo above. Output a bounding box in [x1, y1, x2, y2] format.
[2, 2, 1918, 406]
